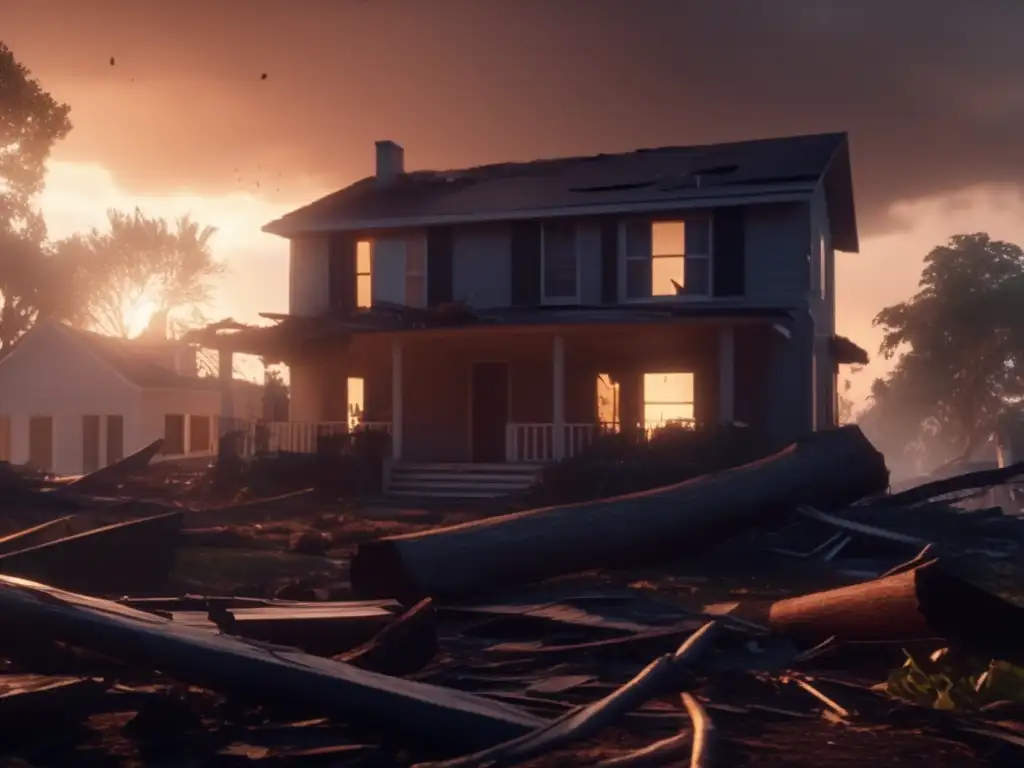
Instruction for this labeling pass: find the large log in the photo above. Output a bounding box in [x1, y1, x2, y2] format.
[351, 426, 889, 601]
[768, 559, 1024, 665]
[0, 575, 544, 752]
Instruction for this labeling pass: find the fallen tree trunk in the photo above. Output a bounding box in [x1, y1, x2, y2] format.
[0, 575, 544, 752]
[351, 426, 889, 601]
[768, 559, 1024, 665]
[66, 438, 164, 493]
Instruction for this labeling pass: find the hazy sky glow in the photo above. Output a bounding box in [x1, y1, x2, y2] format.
[7, 0, 1024, 406]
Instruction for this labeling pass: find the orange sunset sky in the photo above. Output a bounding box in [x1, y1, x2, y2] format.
[7, 0, 1024, 409]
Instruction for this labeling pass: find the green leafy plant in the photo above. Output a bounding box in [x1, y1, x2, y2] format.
[882, 647, 1024, 710]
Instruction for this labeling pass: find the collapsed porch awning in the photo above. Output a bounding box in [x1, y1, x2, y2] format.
[185, 302, 797, 360]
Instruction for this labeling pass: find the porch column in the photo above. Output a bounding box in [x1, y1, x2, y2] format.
[718, 325, 735, 424]
[218, 347, 235, 435]
[391, 338, 403, 461]
[552, 335, 566, 460]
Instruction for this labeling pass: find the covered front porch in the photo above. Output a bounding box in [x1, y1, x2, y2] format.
[283, 316, 797, 467]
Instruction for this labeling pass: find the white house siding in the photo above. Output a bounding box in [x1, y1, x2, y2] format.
[288, 237, 330, 316]
[742, 202, 815, 305]
[0, 322, 142, 474]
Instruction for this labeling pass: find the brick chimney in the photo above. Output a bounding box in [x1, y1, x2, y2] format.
[375, 140, 404, 187]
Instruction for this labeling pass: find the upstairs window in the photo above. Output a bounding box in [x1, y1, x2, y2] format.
[356, 240, 373, 308]
[624, 218, 711, 300]
[541, 221, 579, 303]
[405, 237, 427, 308]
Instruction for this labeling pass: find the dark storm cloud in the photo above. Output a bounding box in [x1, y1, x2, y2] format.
[3, 0, 1024, 232]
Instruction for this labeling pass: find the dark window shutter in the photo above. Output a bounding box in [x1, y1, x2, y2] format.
[510, 220, 541, 306]
[426, 226, 454, 306]
[328, 234, 357, 311]
[712, 206, 746, 296]
[600, 218, 619, 304]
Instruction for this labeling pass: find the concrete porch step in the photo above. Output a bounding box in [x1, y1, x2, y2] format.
[387, 462, 543, 499]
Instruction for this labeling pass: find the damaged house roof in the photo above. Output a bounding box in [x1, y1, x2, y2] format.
[264, 132, 859, 252]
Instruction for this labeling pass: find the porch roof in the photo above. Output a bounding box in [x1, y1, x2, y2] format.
[186, 302, 795, 359]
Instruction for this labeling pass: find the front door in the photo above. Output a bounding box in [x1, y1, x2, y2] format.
[471, 362, 509, 463]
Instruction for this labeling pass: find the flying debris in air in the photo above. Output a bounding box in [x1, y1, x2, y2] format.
[110, 56, 116, 66]
[261, 73, 268, 80]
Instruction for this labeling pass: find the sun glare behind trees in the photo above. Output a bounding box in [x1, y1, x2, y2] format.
[0, 42, 224, 351]
[53, 208, 225, 338]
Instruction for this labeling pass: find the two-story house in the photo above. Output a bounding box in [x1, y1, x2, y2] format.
[214, 132, 858, 496]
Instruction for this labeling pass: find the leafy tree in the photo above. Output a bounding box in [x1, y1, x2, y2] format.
[0, 42, 73, 351]
[864, 233, 1024, 471]
[837, 366, 863, 425]
[262, 367, 289, 421]
[58, 208, 225, 337]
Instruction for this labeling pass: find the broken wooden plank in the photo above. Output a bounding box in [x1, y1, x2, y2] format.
[0, 574, 545, 752]
[0, 674, 109, 732]
[121, 595, 401, 613]
[0, 516, 80, 556]
[168, 601, 401, 656]
[795, 506, 930, 547]
[0, 511, 183, 593]
[416, 622, 720, 768]
[183, 488, 318, 528]
[880, 461, 1024, 507]
[483, 619, 709, 661]
[338, 597, 438, 676]
[767, 559, 1024, 664]
[66, 438, 164, 493]
[681, 692, 716, 768]
[592, 731, 693, 767]
[352, 426, 890, 601]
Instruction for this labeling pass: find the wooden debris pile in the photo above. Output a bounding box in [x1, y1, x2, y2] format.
[0, 426, 1020, 765]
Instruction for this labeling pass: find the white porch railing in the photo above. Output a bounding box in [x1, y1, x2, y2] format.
[505, 422, 619, 463]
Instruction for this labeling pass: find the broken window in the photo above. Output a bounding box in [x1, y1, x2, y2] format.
[356, 240, 373, 308]
[642, 372, 695, 431]
[405, 238, 427, 308]
[541, 221, 578, 302]
[624, 218, 711, 299]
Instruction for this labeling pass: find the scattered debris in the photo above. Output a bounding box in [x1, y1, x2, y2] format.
[0, 424, 1018, 764]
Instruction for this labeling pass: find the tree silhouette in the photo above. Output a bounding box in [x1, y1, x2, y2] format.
[262, 367, 290, 422]
[862, 233, 1024, 471]
[57, 208, 225, 337]
[0, 42, 73, 352]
